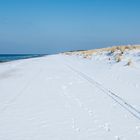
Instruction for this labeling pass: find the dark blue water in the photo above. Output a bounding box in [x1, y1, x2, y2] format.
[0, 54, 45, 62]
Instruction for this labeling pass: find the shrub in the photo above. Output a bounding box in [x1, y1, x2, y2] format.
[115, 54, 122, 62]
[126, 59, 132, 66]
[83, 54, 92, 59]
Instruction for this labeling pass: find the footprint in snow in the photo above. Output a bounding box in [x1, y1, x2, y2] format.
[115, 136, 121, 140]
[40, 121, 48, 127]
[71, 118, 80, 132]
[99, 123, 111, 132]
[88, 110, 94, 117]
[104, 123, 111, 132]
[115, 136, 125, 140]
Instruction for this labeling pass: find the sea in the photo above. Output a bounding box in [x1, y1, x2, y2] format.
[0, 54, 45, 63]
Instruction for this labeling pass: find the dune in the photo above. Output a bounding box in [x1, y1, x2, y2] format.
[0, 45, 140, 139]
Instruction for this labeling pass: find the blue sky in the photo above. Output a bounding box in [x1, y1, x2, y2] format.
[0, 0, 140, 54]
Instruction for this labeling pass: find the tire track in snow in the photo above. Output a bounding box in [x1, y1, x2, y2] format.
[65, 64, 140, 121]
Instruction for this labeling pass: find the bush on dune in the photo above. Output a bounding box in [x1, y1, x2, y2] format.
[126, 59, 133, 66]
[115, 54, 123, 62]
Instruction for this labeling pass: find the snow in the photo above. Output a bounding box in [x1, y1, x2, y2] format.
[0, 50, 140, 139]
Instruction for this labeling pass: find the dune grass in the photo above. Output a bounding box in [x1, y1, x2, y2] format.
[64, 45, 140, 56]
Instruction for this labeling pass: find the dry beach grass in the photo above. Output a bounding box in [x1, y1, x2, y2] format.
[64, 45, 140, 55]
[63, 45, 140, 65]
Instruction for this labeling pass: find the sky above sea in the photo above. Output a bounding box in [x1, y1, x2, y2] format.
[0, 0, 140, 54]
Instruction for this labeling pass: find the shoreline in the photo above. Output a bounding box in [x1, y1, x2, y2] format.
[0, 54, 47, 63]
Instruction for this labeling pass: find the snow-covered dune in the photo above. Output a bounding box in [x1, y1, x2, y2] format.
[0, 47, 140, 140]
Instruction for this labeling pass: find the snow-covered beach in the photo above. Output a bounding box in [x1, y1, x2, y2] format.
[0, 47, 140, 139]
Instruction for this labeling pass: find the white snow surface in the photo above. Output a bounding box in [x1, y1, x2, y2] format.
[0, 50, 140, 140]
